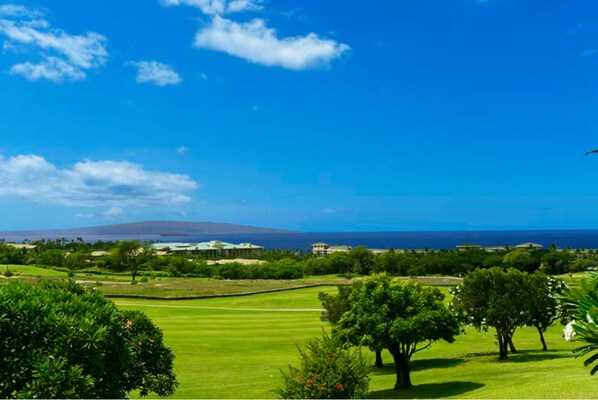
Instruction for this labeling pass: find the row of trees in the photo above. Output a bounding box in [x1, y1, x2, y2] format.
[281, 269, 591, 397]
[3, 239, 598, 282]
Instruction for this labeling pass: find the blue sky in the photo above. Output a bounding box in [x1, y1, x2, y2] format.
[1, 0, 598, 232]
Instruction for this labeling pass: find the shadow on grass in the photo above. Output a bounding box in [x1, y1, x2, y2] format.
[507, 350, 571, 363]
[368, 381, 485, 399]
[464, 349, 571, 363]
[371, 358, 466, 376]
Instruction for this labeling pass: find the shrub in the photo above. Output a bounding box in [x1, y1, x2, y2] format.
[0, 280, 178, 398]
[278, 332, 369, 399]
[3, 269, 13, 277]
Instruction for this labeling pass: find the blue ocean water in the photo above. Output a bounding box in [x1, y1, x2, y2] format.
[5, 230, 598, 250]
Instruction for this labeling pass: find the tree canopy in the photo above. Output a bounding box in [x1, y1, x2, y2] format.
[450, 267, 533, 359]
[335, 274, 459, 390]
[0, 280, 177, 398]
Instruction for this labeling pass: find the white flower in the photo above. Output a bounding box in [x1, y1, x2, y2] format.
[564, 321, 577, 342]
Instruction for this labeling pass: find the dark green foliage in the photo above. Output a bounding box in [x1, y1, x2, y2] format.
[0, 280, 177, 398]
[560, 272, 598, 375]
[336, 274, 460, 390]
[318, 285, 354, 324]
[450, 267, 531, 359]
[36, 249, 66, 267]
[503, 248, 540, 272]
[63, 251, 90, 271]
[278, 332, 369, 399]
[524, 273, 567, 350]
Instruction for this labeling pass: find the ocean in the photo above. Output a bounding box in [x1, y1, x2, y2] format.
[5, 230, 598, 250]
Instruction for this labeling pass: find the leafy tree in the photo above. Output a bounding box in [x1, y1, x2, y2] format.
[503, 248, 539, 272]
[278, 332, 369, 399]
[524, 273, 567, 350]
[336, 274, 460, 390]
[348, 246, 375, 275]
[450, 267, 531, 359]
[540, 251, 573, 275]
[36, 249, 66, 267]
[63, 251, 89, 271]
[559, 272, 598, 375]
[319, 285, 354, 325]
[318, 284, 384, 368]
[112, 240, 147, 281]
[0, 280, 178, 398]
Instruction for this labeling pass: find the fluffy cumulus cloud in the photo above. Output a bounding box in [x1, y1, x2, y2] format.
[0, 4, 107, 82]
[195, 16, 350, 70]
[162, 0, 349, 70]
[161, 0, 262, 15]
[127, 60, 182, 86]
[0, 155, 198, 207]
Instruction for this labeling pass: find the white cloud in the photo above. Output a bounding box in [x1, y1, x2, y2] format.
[0, 154, 198, 208]
[11, 56, 86, 81]
[102, 206, 124, 219]
[226, 0, 263, 13]
[0, 5, 107, 82]
[199, 72, 208, 80]
[161, 0, 262, 15]
[177, 146, 189, 154]
[320, 208, 338, 214]
[194, 16, 350, 70]
[0, 4, 41, 18]
[127, 60, 182, 86]
[580, 48, 597, 57]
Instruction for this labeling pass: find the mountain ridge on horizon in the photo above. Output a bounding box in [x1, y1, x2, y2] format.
[0, 220, 300, 237]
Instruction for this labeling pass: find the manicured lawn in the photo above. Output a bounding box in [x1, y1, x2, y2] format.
[1, 264, 67, 277]
[114, 286, 596, 399]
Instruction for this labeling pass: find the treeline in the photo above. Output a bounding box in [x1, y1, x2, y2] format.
[2, 239, 597, 279]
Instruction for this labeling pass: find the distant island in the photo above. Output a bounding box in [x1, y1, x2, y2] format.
[0, 221, 299, 239]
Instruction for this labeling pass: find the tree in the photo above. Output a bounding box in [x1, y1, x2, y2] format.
[559, 272, 598, 375]
[112, 240, 145, 281]
[524, 273, 567, 351]
[278, 332, 369, 399]
[336, 274, 460, 390]
[450, 267, 530, 360]
[0, 280, 178, 398]
[318, 284, 385, 368]
[63, 251, 89, 271]
[348, 246, 375, 275]
[503, 248, 539, 272]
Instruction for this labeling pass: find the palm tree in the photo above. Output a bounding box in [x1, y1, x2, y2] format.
[560, 272, 598, 375]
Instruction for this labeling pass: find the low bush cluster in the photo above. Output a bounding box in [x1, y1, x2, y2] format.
[278, 333, 369, 399]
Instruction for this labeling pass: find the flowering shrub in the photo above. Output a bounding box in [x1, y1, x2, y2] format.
[278, 332, 369, 399]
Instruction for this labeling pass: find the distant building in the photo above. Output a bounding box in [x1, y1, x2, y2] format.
[515, 242, 544, 250]
[312, 243, 353, 256]
[6, 243, 37, 250]
[152, 240, 263, 258]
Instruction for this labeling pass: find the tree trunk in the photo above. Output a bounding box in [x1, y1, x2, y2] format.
[391, 351, 412, 390]
[536, 325, 548, 351]
[375, 350, 384, 368]
[508, 337, 517, 353]
[497, 329, 508, 360]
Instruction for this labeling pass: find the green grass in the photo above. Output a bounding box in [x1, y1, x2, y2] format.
[1, 264, 68, 277]
[114, 286, 596, 399]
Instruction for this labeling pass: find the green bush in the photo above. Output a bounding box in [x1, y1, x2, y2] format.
[278, 332, 369, 399]
[3, 269, 13, 277]
[0, 280, 178, 398]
